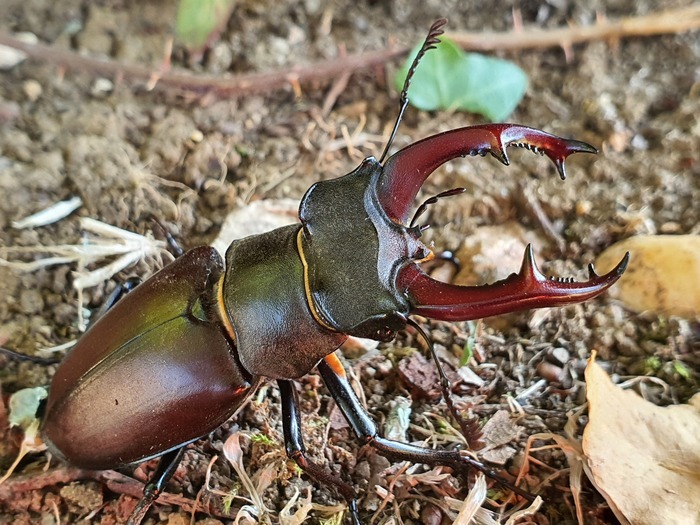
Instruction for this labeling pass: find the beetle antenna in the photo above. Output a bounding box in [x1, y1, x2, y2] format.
[407, 319, 537, 501]
[407, 317, 483, 450]
[409, 187, 466, 229]
[378, 18, 447, 165]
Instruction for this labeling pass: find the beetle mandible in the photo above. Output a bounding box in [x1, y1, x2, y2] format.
[39, 19, 629, 525]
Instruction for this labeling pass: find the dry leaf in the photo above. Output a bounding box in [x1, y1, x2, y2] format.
[454, 222, 543, 287]
[453, 473, 487, 524]
[583, 358, 700, 525]
[397, 352, 442, 400]
[212, 198, 300, 255]
[595, 235, 700, 317]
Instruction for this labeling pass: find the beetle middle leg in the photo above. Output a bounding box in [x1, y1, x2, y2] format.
[127, 447, 186, 525]
[278, 379, 361, 525]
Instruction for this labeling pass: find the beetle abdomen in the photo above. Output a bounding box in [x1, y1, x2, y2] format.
[42, 246, 254, 469]
[43, 317, 252, 469]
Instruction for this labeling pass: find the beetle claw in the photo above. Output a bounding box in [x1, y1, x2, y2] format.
[377, 124, 597, 223]
[399, 247, 629, 322]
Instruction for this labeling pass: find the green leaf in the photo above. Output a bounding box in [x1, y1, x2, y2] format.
[672, 360, 692, 380]
[461, 335, 475, 366]
[176, 0, 237, 52]
[460, 319, 477, 366]
[250, 432, 275, 446]
[395, 37, 528, 121]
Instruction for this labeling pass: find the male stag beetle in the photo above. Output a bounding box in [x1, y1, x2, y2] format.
[36, 19, 629, 525]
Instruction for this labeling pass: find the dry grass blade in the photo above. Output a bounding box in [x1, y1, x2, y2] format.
[222, 432, 271, 520]
[504, 496, 543, 525]
[517, 428, 586, 525]
[11, 196, 82, 229]
[0, 217, 169, 288]
[453, 473, 487, 524]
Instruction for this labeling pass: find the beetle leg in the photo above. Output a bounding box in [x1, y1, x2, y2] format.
[399, 246, 629, 321]
[278, 380, 361, 525]
[127, 447, 186, 525]
[146, 213, 185, 257]
[92, 276, 142, 323]
[318, 354, 533, 501]
[377, 124, 597, 223]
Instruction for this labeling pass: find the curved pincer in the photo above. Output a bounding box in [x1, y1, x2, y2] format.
[377, 124, 597, 223]
[398, 246, 629, 322]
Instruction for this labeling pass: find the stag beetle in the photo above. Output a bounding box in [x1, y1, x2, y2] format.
[35, 19, 629, 525]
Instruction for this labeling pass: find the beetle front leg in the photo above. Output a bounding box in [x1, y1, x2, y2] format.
[317, 355, 468, 467]
[318, 354, 534, 501]
[93, 276, 142, 322]
[278, 380, 361, 525]
[127, 447, 186, 525]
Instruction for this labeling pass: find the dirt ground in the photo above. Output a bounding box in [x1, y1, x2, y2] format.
[0, 1, 698, 524]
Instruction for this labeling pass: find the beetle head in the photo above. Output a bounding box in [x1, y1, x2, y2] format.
[299, 124, 628, 340]
[297, 19, 627, 341]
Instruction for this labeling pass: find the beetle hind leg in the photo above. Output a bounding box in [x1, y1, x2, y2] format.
[126, 447, 186, 525]
[278, 380, 361, 525]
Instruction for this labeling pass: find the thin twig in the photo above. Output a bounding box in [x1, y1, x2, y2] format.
[0, 6, 697, 98]
[514, 181, 566, 254]
[0, 31, 404, 96]
[445, 5, 700, 51]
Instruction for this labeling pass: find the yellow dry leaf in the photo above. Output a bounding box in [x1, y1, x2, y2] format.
[583, 358, 700, 525]
[595, 234, 700, 317]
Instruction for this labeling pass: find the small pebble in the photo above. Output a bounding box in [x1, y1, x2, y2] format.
[20, 289, 44, 314]
[190, 129, 204, 143]
[91, 77, 114, 96]
[0, 45, 28, 70]
[537, 361, 566, 383]
[166, 513, 190, 525]
[576, 200, 593, 216]
[23, 79, 42, 101]
[549, 347, 570, 366]
[0, 32, 36, 70]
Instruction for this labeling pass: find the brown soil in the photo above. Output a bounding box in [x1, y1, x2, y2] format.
[0, 1, 698, 524]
